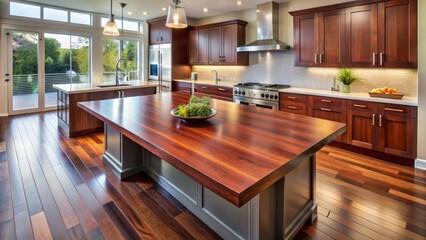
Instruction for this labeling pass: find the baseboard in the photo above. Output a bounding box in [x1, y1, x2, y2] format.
[415, 158, 426, 170]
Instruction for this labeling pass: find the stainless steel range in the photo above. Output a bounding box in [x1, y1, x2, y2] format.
[233, 82, 290, 110]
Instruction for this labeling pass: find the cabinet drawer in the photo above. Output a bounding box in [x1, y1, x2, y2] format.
[348, 100, 373, 111]
[194, 84, 233, 98]
[312, 104, 342, 113]
[380, 104, 417, 118]
[312, 96, 342, 107]
[279, 93, 307, 103]
[280, 101, 306, 115]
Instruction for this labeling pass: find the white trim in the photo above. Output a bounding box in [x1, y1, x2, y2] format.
[415, 158, 426, 170]
[0, 113, 8, 117]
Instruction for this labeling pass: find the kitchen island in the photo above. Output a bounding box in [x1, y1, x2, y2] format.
[53, 81, 157, 137]
[78, 92, 345, 239]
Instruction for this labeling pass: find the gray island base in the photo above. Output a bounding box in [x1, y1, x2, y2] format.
[103, 124, 317, 240]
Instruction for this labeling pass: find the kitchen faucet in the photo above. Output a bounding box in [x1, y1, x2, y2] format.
[115, 58, 128, 85]
[211, 70, 220, 85]
[331, 77, 340, 92]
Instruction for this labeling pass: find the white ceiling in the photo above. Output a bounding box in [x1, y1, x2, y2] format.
[19, 0, 289, 21]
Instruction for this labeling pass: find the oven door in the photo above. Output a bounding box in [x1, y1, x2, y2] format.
[233, 96, 279, 110]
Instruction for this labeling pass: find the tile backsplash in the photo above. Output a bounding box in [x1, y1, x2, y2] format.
[192, 51, 418, 97]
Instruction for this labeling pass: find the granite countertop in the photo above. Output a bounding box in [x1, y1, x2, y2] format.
[280, 87, 418, 106]
[174, 78, 236, 88]
[53, 80, 158, 94]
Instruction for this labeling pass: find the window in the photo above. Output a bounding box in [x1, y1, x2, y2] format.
[43, 7, 68, 22]
[101, 17, 141, 32]
[70, 12, 91, 25]
[10, 2, 40, 19]
[9, 2, 92, 26]
[102, 39, 140, 82]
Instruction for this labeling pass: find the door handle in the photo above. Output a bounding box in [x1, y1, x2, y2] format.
[372, 52, 377, 65]
[314, 54, 318, 64]
[379, 52, 384, 66]
[379, 115, 382, 127]
[319, 54, 323, 64]
[372, 114, 375, 126]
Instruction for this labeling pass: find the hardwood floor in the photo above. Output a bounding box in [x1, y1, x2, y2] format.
[0, 111, 424, 240]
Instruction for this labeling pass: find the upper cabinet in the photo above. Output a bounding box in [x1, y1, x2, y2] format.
[291, 0, 417, 68]
[294, 9, 345, 67]
[148, 20, 172, 45]
[189, 20, 249, 66]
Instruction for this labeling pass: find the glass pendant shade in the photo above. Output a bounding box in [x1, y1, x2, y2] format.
[166, 4, 188, 28]
[103, 15, 120, 36]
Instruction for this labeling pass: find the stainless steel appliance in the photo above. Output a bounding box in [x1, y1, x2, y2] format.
[149, 43, 171, 93]
[233, 82, 290, 110]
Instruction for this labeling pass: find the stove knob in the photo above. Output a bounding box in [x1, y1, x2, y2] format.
[238, 90, 241, 95]
[274, 95, 278, 99]
[265, 94, 269, 98]
[242, 91, 246, 95]
[261, 93, 265, 98]
[234, 90, 238, 94]
[270, 95, 274, 99]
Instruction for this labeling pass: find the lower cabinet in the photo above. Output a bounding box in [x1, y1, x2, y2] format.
[348, 100, 417, 159]
[193, 83, 233, 102]
[172, 81, 192, 94]
[279, 93, 418, 160]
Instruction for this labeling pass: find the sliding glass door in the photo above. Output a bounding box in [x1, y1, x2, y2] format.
[7, 31, 41, 114]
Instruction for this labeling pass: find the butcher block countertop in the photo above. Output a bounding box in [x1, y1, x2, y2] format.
[78, 92, 345, 206]
[53, 80, 158, 94]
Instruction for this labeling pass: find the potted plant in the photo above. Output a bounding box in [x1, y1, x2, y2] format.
[336, 68, 358, 93]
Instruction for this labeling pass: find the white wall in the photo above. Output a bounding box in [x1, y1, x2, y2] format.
[416, 0, 426, 162]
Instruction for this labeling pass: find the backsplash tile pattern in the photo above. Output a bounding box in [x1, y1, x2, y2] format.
[192, 51, 418, 97]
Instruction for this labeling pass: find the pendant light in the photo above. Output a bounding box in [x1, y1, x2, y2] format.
[165, 0, 188, 28]
[103, 0, 120, 36]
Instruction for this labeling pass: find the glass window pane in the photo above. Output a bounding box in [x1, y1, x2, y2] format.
[102, 39, 119, 82]
[122, 40, 139, 80]
[71, 36, 90, 84]
[43, 7, 68, 22]
[123, 20, 140, 31]
[10, 2, 40, 19]
[70, 12, 91, 25]
[101, 17, 109, 27]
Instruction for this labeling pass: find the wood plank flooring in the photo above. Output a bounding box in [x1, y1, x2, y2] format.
[0, 111, 425, 240]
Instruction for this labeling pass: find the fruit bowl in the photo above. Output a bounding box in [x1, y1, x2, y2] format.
[368, 92, 404, 99]
[170, 108, 217, 122]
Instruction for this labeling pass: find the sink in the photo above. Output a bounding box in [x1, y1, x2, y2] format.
[97, 83, 131, 88]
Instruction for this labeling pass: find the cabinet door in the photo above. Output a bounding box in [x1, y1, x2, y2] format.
[209, 27, 222, 65]
[378, 0, 417, 68]
[347, 101, 375, 149]
[346, 4, 378, 67]
[222, 25, 237, 65]
[294, 13, 318, 67]
[198, 29, 209, 65]
[377, 104, 417, 159]
[160, 26, 172, 43]
[318, 10, 345, 67]
[149, 25, 160, 45]
[189, 30, 198, 64]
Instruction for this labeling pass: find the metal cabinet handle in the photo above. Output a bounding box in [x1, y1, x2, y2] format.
[217, 88, 227, 91]
[202, 86, 208, 89]
[379, 115, 382, 127]
[379, 52, 384, 66]
[384, 108, 403, 113]
[320, 108, 332, 112]
[372, 114, 376, 126]
[121, 90, 125, 98]
[321, 99, 332, 103]
[287, 106, 297, 110]
[314, 54, 318, 64]
[372, 52, 377, 65]
[354, 104, 367, 108]
[319, 54, 323, 64]
[287, 96, 296, 100]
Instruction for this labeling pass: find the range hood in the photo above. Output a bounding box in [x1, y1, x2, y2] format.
[237, 1, 290, 52]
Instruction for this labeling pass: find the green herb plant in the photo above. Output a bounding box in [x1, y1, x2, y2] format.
[175, 96, 212, 117]
[336, 68, 358, 85]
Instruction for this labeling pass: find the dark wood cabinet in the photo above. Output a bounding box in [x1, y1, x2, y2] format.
[193, 84, 233, 102]
[291, 0, 417, 68]
[149, 21, 172, 45]
[378, 0, 417, 68]
[308, 96, 347, 143]
[172, 81, 192, 94]
[294, 10, 345, 67]
[279, 93, 307, 115]
[189, 20, 248, 66]
[347, 100, 417, 159]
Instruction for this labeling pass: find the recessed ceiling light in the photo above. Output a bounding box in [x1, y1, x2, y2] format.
[162, 7, 167, 11]
[127, 11, 132, 15]
[143, 11, 147, 15]
[237, 1, 242, 5]
[203, 8, 208, 12]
